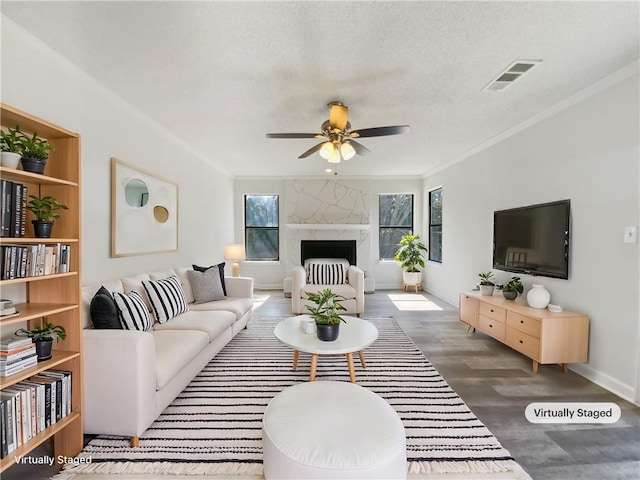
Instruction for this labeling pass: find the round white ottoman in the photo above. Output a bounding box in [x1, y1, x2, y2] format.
[262, 381, 406, 479]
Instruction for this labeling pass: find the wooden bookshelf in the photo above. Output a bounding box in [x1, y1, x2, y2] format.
[0, 104, 83, 472]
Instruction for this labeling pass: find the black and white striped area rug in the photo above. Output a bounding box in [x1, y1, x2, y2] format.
[60, 317, 529, 478]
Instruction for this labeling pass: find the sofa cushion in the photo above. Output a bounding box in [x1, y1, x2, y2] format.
[143, 275, 189, 324]
[193, 262, 227, 296]
[154, 310, 235, 342]
[306, 263, 346, 285]
[151, 330, 209, 390]
[173, 267, 195, 304]
[90, 286, 121, 329]
[188, 267, 226, 303]
[302, 283, 356, 300]
[113, 291, 153, 331]
[122, 273, 152, 310]
[189, 297, 253, 321]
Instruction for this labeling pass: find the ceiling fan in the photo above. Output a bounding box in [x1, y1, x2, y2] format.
[266, 102, 409, 164]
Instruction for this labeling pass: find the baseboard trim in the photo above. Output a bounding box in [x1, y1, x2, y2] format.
[570, 363, 638, 406]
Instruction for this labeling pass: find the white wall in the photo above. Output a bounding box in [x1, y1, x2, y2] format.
[423, 72, 640, 403]
[1, 17, 236, 285]
[234, 177, 423, 289]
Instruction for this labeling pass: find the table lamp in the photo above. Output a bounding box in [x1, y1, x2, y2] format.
[225, 244, 246, 277]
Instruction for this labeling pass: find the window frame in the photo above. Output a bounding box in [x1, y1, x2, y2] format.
[378, 193, 414, 260]
[244, 194, 280, 261]
[428, 187, 443, 264]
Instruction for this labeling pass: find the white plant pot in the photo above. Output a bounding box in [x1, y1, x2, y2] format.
[403, 271, 422, 286]
[0, 152, 21, 169]
[479, 285, 495, 296]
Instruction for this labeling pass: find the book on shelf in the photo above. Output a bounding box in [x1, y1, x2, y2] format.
[0, 306, 17, 316]
[0, 354, 37, 377]
[0, 336, 33, 351]
[0, 299, 12, 309]
[0, 180, 27, 239]
[0, 345, 36, 363]
[1, 243, 72, 280]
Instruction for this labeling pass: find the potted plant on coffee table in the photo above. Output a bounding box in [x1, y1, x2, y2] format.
[394, 233, 428, 287]
[0, 126, 24, 169]
[497, 276, 524, 300]
[26, 194, 68, 238]
[15, 322, 66, 361]
[478, 271, 496, 296]
[305, 289, 347, 342]
[20, 131, 55, 174]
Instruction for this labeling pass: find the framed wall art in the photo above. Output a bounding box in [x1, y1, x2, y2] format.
[111, 158, 178, 257]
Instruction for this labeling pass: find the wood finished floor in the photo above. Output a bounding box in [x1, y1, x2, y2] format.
[5, 289, 639, 480]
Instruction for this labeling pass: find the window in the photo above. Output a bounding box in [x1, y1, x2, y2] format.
[429, 188, 443, 263]
[245, 195, 279, 261]
[379, 194, 413, 260]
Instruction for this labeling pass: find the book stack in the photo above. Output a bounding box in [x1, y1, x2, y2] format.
[0, 370, 72, 458]
[0, 337, 37, 378]
[1, 243, 72, 280]
[0, 299, 18, 319]
[0, 179, 27, 238]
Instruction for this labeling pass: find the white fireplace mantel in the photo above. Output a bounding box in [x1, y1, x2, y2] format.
[286, 224, 371, 230]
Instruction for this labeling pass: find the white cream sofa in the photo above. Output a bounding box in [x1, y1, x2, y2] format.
[292, 258, 365, 316]
[81, 267, 253, 446]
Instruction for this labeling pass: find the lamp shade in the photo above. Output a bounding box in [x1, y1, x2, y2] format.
[340, 142, 356, 160]
[224, 244, 246, 261]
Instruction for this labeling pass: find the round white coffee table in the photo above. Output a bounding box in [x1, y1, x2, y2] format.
[274, 315, 378, 383]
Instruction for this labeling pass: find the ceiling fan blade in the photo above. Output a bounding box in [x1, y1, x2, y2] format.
[298, 142, 326, 159]
[349, 125, 410, 138]
[329, 104, 349, 131]
[348, 140, 371, 156]
[266, 133, 321, 139]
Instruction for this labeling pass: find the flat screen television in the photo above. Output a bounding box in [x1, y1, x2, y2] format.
[493, 200, 570, 279]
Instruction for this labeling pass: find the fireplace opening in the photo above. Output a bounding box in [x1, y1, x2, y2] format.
[300, 240, 357, 265]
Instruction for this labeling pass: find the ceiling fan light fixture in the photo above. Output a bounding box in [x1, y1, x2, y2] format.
[328, 146, 341, 164]
[319, 141, 334, 160]
[340, 142, 356, 160]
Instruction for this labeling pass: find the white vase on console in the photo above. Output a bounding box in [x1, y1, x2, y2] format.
[527, 284, 550, 309]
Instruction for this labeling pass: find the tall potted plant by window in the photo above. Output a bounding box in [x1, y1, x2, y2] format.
[394, 233, 428, 286]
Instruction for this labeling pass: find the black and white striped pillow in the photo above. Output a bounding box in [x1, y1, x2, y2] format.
[143, 275, 189, 324]
[306, 263, 346, 285]
[113, 291, 152, 331]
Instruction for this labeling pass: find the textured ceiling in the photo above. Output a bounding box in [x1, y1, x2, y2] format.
[2, 1, 638, 178]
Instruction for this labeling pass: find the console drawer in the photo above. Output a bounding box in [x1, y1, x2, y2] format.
[507, 311, 541, 339]
[479, 303, 506, 322]
[506, 327, 540, 360]
[479, 314, 506, 341]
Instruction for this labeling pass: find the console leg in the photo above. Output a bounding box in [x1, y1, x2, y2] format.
[532, 360, 539, 374]
[562, 363, 568, 373]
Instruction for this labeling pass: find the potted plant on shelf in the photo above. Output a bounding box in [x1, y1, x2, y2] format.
[19, 131, 55, 174]
[0, 126, 24, 169]
[394, 233, 428, 286]
[478, 271, 496, 296]
[26, 194, 68, 238]
[497, 276, 524, 300]
[305, 289, 347, 342]
[15, 322, 66, 361]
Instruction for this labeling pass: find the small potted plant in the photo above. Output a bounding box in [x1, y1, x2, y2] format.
[478, 272, 496, 296]
[26, 194, 68, 238]
[394, 233, 428, 286]
[19, 131, 55, 174]
[305, 289, 347, 341]
[0, 126, 24, 169]
[497, 276, 524, 300]
[15, 322, 66, 361]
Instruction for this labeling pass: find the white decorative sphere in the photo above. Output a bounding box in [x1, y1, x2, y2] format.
[527, 284, 551, 309]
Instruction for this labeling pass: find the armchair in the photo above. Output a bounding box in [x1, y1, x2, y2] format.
[292, 258, 365, 316]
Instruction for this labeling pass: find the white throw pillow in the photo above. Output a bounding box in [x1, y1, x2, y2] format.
[113, 291, 153, 331]
[306, 263, 346, 285]
[142, 275, 189, 324]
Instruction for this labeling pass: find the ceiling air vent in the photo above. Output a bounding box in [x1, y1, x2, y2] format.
[483, 60, 542, 92]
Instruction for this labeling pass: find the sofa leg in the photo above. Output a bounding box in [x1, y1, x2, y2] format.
[130, 436, 139, 447]
[356, 313, 361, 318]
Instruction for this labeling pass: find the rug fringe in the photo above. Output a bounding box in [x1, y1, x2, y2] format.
[60, 461, 264, 477]
[408, 459, 523, 475]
